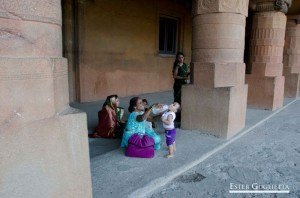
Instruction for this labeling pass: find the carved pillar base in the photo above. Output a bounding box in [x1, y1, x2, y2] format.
[284, 73, 300, 97]
[0, 109, 92, 198]
[283, 18, 300, 98]
[182, 85, 248, 139]
[247, 11, 287, 110]
[0, 57, 92, 197]
[246, 75, 285, 110]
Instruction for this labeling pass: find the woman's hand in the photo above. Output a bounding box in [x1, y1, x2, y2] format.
[137, 104, 154, 122]
[151, 103, 163, 109]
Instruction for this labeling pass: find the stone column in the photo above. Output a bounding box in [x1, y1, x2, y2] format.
[181, 0, 249, 138]
[283, 15, 300, 98]
[0, 1, 92, 197]
[246, 0, 292, 110]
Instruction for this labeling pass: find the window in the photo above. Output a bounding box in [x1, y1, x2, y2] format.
[159, 17, 178, 54]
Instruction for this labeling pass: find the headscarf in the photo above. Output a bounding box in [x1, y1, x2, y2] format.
[102, 95, 123, 121]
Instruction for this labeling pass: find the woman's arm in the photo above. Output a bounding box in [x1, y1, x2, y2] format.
[147, 115, 154, 122]
[136, 106, 153, 122]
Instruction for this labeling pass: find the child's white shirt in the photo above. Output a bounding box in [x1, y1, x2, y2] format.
[162, 111, 176, 130]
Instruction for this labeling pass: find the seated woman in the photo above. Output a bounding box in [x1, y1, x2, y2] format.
[89, 95, 125, 139]
[121, 97, 161, 151]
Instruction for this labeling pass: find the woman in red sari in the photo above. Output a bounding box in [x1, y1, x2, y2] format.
[89, 95, 125, 138]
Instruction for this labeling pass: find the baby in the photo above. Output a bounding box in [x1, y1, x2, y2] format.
[161, 102, 180, 158]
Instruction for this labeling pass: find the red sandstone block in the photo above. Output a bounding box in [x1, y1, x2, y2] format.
[251, 39, 285, 46]
[245, 75, 284, 110]
[284, 73, 300, 98]
[251, 62, 283, 77]
[283, 54, 300, 68]
[253, 13, 286, 29]
[251, 28, 285, 41]
[250, 46, 284, 57]
[0, 111, 92, 198]
[0, 57, 69, 125]
[0, 18, 62, 57]
[192, 23, 245, 49]
[193, 13, 245, 26]
[284, 36, 300, 50]
[0, 0, 62, 25]
[181, 84, 248, 139]
[193, 62, 245, 88]
[251, 56, 283, 63]
[192, 49, 244, 63]
[285, 26, 300, 37]
[283, 66, 300, 75]
[52, 58, 70, 112]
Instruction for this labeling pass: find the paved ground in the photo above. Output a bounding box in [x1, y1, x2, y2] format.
[151, 99, 300, 198]
[72, 91, 299, 198]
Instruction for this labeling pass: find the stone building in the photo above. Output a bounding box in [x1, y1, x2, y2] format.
[0, 0, 299, 197]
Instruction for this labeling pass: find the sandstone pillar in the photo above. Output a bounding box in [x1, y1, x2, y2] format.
[283, 15, 300, 98]
[0, 1, 92, 197]
[246, 0, 292, 110]
[181, 0, 249, 138]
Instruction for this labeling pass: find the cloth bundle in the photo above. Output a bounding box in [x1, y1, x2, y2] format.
[125, 133, 155, 158]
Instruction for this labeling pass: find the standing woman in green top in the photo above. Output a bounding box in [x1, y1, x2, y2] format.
[172, 52, 190, 104]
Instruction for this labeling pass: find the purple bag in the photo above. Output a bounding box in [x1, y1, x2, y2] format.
[125, 133, 155, 158]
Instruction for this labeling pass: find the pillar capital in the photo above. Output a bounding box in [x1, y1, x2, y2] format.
[250, 0, 292, 13]
[192, 0, 249, 16]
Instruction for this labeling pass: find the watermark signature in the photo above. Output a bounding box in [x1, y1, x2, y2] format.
[229, 183, 290, 194]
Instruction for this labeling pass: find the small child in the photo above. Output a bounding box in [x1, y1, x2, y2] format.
[161, 102, 180, 158]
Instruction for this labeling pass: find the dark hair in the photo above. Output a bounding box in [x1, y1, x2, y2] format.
[128, 97, 140, 113]
[172, 52, 184, 74]
[102, 94, 118, 108]
[142, 99, 148, 105]
[107, 94, 118, 100]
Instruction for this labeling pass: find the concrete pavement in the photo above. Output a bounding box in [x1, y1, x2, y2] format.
[151, 99, 300, 198]
[72, 91, 299, 198]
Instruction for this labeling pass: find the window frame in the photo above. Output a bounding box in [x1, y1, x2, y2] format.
[158, 15, 180, 55]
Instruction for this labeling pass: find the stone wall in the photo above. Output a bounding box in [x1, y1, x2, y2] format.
[68, 0, 192, 102]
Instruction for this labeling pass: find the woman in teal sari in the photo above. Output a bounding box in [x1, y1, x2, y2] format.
[121, 97, 161, 150]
